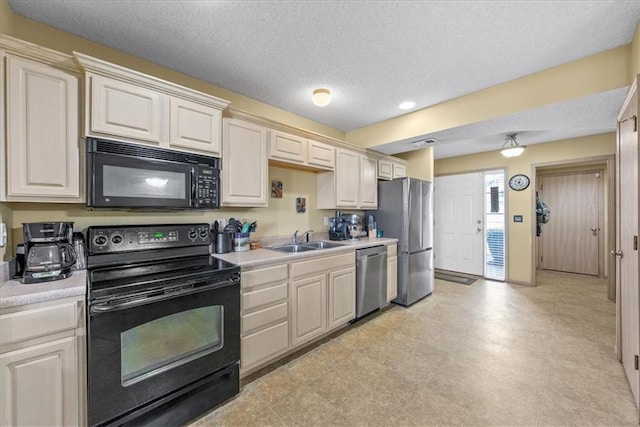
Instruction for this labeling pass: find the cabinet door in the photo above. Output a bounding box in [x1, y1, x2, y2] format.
[0, 337, 78, 426]
[169, 98, 221, 155]
[89, 74, 164, 143]
[359, 155, 378, 208]
[241, 321, 289, 372]
[378, 159, 393, 180]
[387, 256, 398, 302]
[393, 163, 407, 179]
[268, 130, 306, 164]
[290, 274, 327, 347]
[335, 148, 359, 208]
[307, 140, 335, 170]
[328, 267, 356, 329]
[5, 55, 81, 200]
[221, 118, 268, 207]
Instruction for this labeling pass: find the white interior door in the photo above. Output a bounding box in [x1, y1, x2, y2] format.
[540, 173, 600, 276]
[434, 173, 484, 275]
[617, 85, 639, 411]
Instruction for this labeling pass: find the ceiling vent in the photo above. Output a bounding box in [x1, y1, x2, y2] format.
[412, 138, 437, 147]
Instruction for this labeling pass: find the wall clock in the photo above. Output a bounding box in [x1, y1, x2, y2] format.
[509, 174, 530, 191]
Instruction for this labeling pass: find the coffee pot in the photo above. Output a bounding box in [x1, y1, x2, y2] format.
[21, 222, 77, 284]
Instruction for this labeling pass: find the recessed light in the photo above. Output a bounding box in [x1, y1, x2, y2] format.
[398, 101, 416, 110]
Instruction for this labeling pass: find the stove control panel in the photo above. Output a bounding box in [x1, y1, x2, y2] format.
[88, 223, 210, 254]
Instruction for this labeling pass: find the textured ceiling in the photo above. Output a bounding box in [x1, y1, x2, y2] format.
[7, 0, 640, 157]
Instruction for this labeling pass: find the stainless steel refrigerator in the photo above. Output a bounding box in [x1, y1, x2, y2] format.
[372, 177, 434, 306]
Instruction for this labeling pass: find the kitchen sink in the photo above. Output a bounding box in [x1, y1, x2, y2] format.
[268, 244, 317, 253]
[302, 241, 345, 249]
[268, 241, 345, 253]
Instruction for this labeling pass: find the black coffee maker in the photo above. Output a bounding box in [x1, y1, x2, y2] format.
[21, 222, 77, 284]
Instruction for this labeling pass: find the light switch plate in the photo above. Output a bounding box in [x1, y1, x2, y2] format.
[0, 223, 6, 247]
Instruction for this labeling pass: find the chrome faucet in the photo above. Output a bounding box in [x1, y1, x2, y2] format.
[291, 230, 299, 245]
[301, 230, 314, 243]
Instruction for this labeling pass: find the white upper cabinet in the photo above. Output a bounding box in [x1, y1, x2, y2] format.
[335, 148, 359, 208]
[359, 155, 378, 209]
[378, 159, 394, 180]
[222, 118, 268, 207]
[317, 148, 378, 209]
[307, 139, 335, 170]
[169, 97, 222, 156]
[1, 41, 82, 202]
[75, 53, 228, 155]
[269, 130, 306, 164]
[89, 74, 165, 144]
[268, 129, 335, 171]
[393, 162, 407, 179]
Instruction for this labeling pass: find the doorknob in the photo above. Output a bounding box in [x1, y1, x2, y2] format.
[611, 250, 623, 259]
[477, 227, 482, 232]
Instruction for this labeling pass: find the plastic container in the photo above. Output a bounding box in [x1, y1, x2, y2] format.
[376, 229, 383, 238]
[233, 232, 250, 252]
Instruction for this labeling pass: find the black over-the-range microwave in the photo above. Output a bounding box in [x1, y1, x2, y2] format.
[86, 137, 220, 210]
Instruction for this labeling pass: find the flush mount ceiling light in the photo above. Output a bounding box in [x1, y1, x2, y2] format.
[500, 133, 526, 158]
[312, 88, 331, 107]
[398, 101, 416, 110]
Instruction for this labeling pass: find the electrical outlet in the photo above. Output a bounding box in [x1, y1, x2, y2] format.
[323, 216, 329, 226]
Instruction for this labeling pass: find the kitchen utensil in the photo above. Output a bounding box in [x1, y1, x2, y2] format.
[72, 232, 86, 270]
[213, 220, 219, 234]
[249, 221, 257, 233]
[241, 222, 250, 233]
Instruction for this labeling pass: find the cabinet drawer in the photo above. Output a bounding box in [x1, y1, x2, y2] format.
[387, 244, 397, 257]
[241, 264, 288, 289]
[241, 302, 288, 336]
[242, 283, 287, 312]
[241, 321, 289, 370]
[0, 301, 78, 347]
[290, 253, 354, 279]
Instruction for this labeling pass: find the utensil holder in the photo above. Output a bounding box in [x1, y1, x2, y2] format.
[233, 232, 250, 252]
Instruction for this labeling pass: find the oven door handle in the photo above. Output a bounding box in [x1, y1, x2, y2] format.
[90, 280, 237, 314]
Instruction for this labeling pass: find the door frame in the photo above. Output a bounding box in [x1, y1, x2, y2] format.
[435, 167, 510, 281]
[531, 155, 615, 289]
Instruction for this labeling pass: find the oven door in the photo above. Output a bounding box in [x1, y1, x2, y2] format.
[87, 276, 239, 426]
[88, 152, 195, 209]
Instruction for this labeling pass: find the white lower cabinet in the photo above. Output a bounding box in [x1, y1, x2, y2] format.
[240, 263, 289, 374]
[387, 244, 398, 302]
[0, 337, 78, 426]
[290, 252, 356, 348]
[0, 298, 84, 426]
[290, 274, 327, 347]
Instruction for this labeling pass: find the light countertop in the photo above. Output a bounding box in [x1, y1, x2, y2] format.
[0, 270, 87, 309]
[212, 237, 398, 268]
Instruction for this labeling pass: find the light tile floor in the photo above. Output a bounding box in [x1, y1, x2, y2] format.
[191, 270, 639, 426]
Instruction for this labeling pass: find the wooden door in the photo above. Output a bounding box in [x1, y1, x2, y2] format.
[393, 163, 407, 179]
[307, 140, 335, 170]
[169, 97, 221, 156]
[290, 274, 327, 347]
[221, 118, 268, 207]
[617, 80, 639, 411]
[5, 55, 81, 200]
[387, 244, 398, 301]
[540, 173, 600, 275]
[0, 337, 78, 426]
[434, 173, 484, 275]
[268, 130, 306, 164]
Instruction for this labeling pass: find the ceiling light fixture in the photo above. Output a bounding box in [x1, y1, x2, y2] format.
[312, 88, 331, 107]
[500, 133, 526, 157]
[398, 101, 416, 110]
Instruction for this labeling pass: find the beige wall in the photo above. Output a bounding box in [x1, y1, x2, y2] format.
[396, 147, 434, 181]
[434, 133, 616, 285]
[632, 21, 640, 79]
[0, 0, 12, 35]
[2, 166, 333, 257]
[347, 46, 630, 149]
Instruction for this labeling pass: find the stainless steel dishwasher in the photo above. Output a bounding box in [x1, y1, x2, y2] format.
[355, 245, 388, 319]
